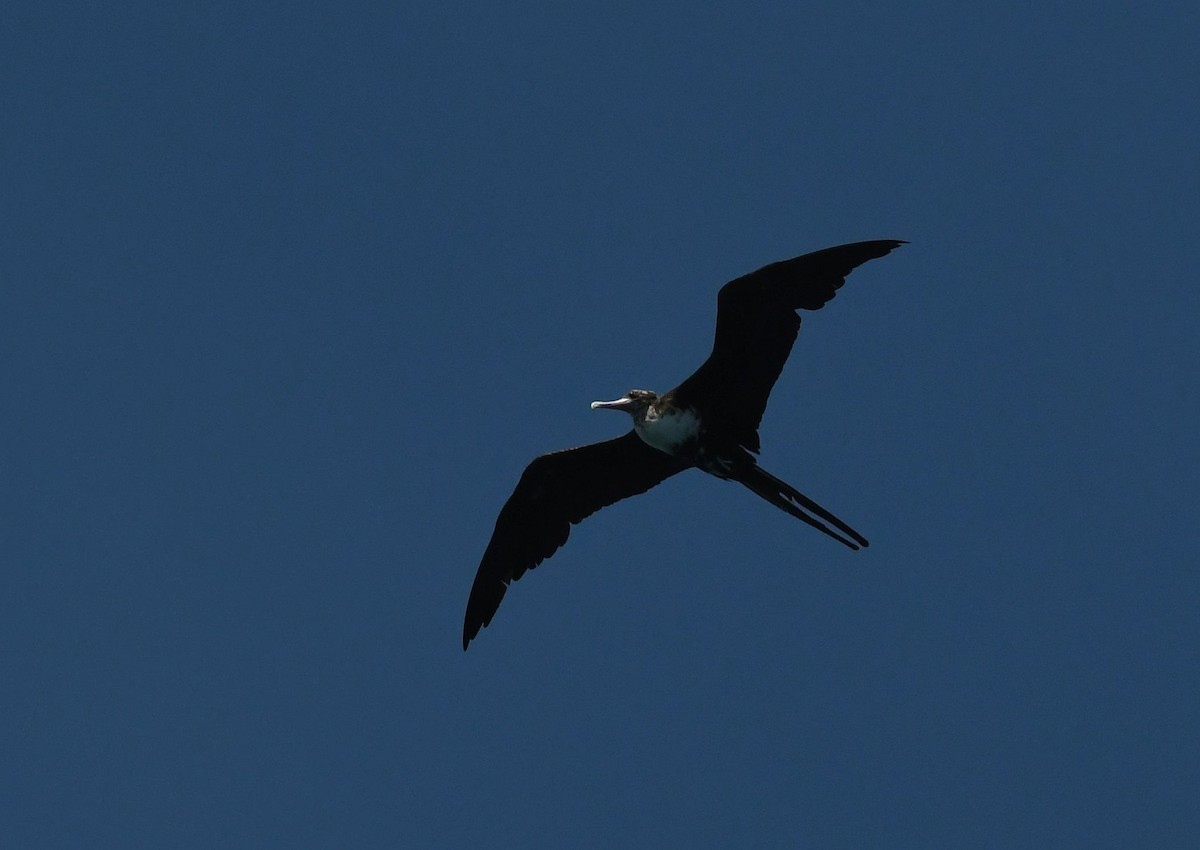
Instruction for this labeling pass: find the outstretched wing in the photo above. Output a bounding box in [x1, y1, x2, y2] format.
[463, 431, 688, 649]
[673, 240, 904, 451]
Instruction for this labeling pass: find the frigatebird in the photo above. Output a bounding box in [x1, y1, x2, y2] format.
[463, 240, 904, 649]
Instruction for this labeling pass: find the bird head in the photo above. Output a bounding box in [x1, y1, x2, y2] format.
[590, 389, 658, 420]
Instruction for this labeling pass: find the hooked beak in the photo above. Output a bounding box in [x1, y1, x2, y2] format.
[590, 396, 634, 411]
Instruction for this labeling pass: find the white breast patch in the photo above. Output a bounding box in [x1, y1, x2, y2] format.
[634, 407, 701, 455]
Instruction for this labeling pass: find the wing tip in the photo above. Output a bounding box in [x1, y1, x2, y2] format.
[866, 238, 907, 256]
[462, 594, 499, 651]
[462, 582, 500, 651]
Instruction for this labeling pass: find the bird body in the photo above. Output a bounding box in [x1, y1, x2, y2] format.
[631, 398, 701, 456]
[463, 239, 905, 649]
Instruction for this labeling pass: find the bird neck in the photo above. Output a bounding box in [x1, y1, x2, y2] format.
[633, 402, 701, 456]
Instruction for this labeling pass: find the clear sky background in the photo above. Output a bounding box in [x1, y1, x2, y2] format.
[3, 2, 1197, 847]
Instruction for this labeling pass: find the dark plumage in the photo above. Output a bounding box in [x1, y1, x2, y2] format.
[463, 240, 905, 649]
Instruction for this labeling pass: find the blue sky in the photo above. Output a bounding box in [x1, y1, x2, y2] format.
[3, 2, 1197, 847]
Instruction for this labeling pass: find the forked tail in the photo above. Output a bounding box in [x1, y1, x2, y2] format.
[734, 464, 869, 550]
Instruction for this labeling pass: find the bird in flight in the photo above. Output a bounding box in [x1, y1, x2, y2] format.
[463, 240, 905, 649]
